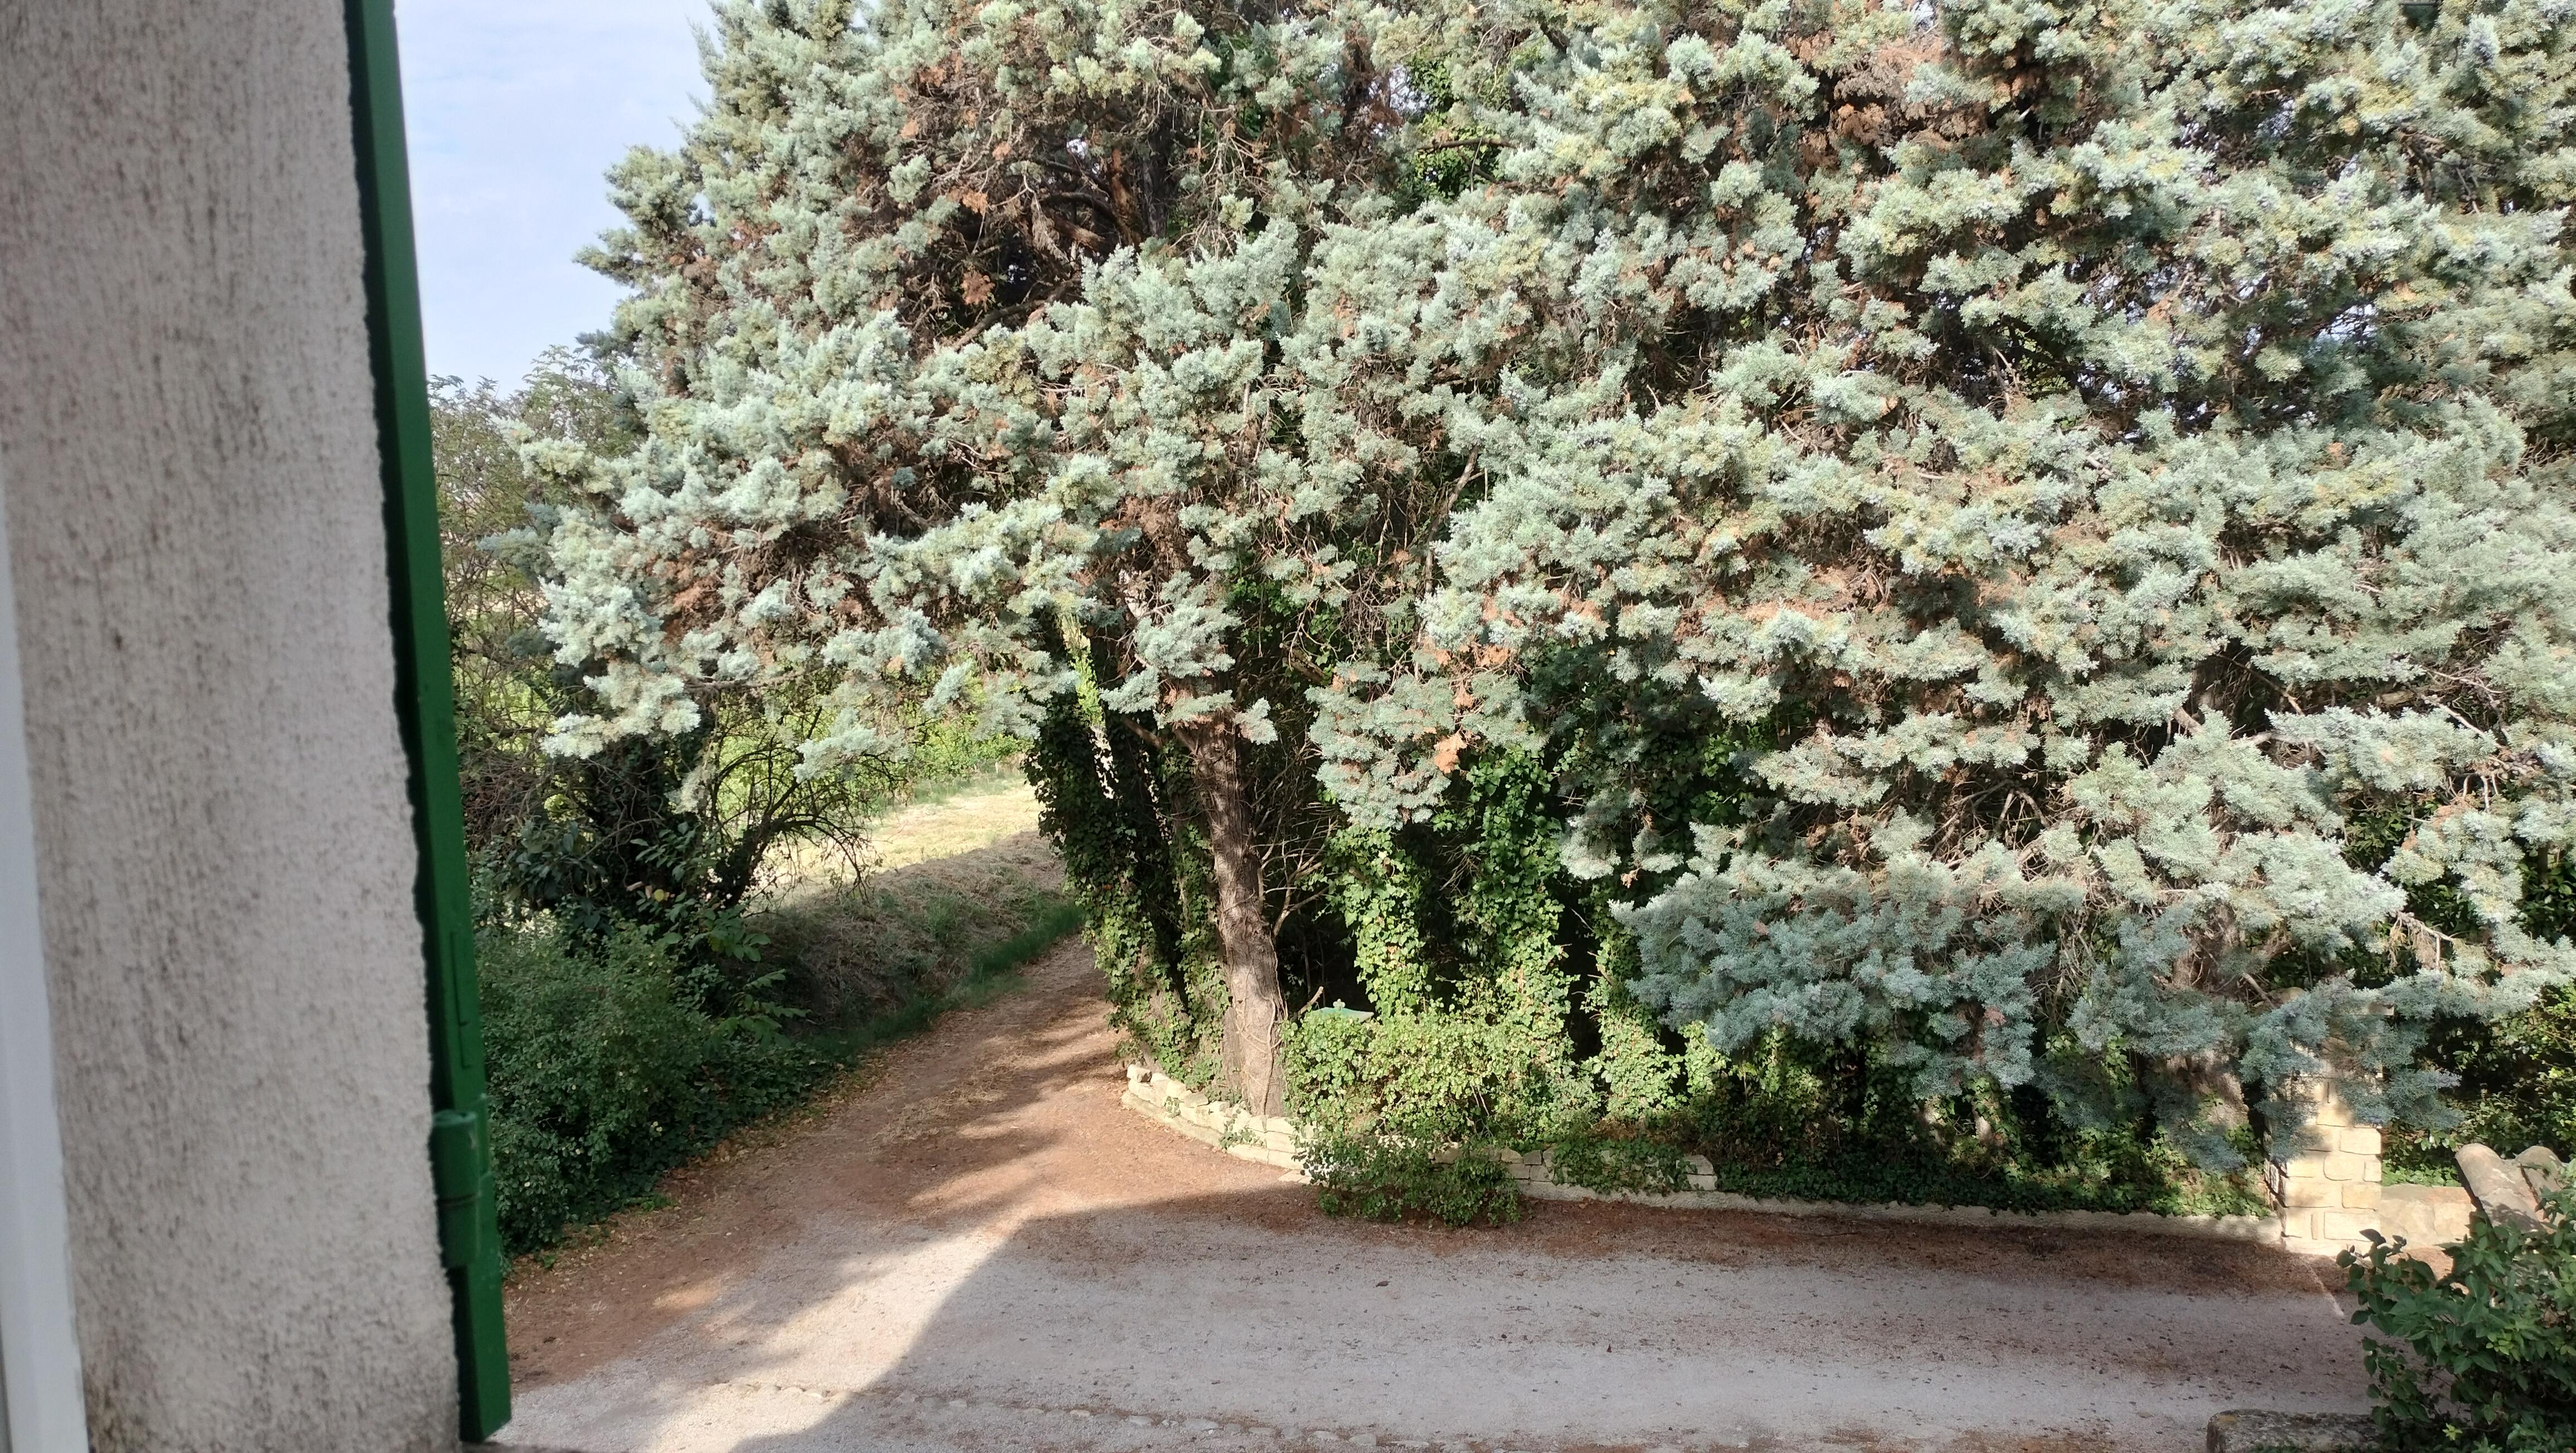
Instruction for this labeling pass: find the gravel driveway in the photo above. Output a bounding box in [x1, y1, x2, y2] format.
[501, 940, 2369, 1453]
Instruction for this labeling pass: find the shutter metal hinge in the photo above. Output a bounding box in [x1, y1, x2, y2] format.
[429, 1108, 492, 1270]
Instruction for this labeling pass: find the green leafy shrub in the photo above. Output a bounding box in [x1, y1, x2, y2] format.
[2371, 837, 2575, 1184]
[1288, 994, 2265, 1218]
[480, 917, 817, 1254]
[1284, 1006, 1553, 1225]
[1545, 1133, 1692, 1198]
[1285, 1006, 1592, 1147]
[1677, 1031, 2268, 1216]
[2451, 988, 2576, 1165]
[2343, 1189, 2576, 1453]
[1299, 1128, 1524, 1228]
[2389, 982, 2576, 1185]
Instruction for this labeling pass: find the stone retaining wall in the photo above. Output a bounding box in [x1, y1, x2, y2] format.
[2267, 1077, 2389, 1256]
[1123, 1063, 2486, 1255]
[1121, 1064, 1304, 1172]
[1121, 1064, 2281, 1246]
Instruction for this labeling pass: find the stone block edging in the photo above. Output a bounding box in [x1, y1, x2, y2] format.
[2204, 1409, 2377, 1453]
[1121, 1064, 1305, 1173]
[1120, 1064, 2281, 1246]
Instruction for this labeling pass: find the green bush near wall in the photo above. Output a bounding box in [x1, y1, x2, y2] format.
[2344, 1188, 2576, 1452]
[480, 919, 817, 1254]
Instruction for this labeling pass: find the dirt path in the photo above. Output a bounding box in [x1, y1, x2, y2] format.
[502, 942, 2369, 1453]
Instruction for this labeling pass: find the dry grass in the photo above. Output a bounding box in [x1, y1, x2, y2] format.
[867, 778, 1045, 869]
[758, 764, 1042, 886]
[752, 774, 1074, 1025]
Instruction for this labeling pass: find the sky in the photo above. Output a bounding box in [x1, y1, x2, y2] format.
[398, 0, 713, 386]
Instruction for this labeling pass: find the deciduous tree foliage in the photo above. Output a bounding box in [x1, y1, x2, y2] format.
[541, 0, 2576, 1150]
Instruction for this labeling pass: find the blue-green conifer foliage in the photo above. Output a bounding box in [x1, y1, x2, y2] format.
[538, 0, 2576, 1155]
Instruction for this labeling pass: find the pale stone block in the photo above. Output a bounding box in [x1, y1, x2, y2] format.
[2379, 1183, 2474, 1248]
[2310, 1095, 2354, 1129]
[2321, 1153, 2364, 1182]
[2460, 1143, 2550, 1231]
[2282, 1218, 2373, 1256]
[2281, 1180, 2337, 1208]
[2366, 1159, 2382, 1183]
[2341, 1126, 2383, 1155]
[2340, 1181, 2381, 1211]
[2207, 1410, 2377, 1453]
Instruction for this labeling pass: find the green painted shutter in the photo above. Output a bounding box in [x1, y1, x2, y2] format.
[341, 1, 512, 1440]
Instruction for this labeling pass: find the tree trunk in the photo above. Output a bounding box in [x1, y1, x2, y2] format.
[2165, 1048, 2251, 1132]
[1180, 721, 1287, 1115]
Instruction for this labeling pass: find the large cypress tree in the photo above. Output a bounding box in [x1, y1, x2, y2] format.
[542, 0, 2576, 1152]
[531, 0, 1496, 1110]
[1314, 0, 2576, 1154]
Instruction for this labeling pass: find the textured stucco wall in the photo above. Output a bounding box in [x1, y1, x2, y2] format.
[0, 4, 457, 1449]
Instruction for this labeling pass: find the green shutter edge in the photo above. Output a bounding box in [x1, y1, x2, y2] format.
[341, 0, 513, 1440]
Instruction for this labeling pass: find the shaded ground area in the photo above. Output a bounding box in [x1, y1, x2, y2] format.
[504, 942, 2368, 1453]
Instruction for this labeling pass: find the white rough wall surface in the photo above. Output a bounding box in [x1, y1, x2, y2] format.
[0, 4, 457, 1449]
